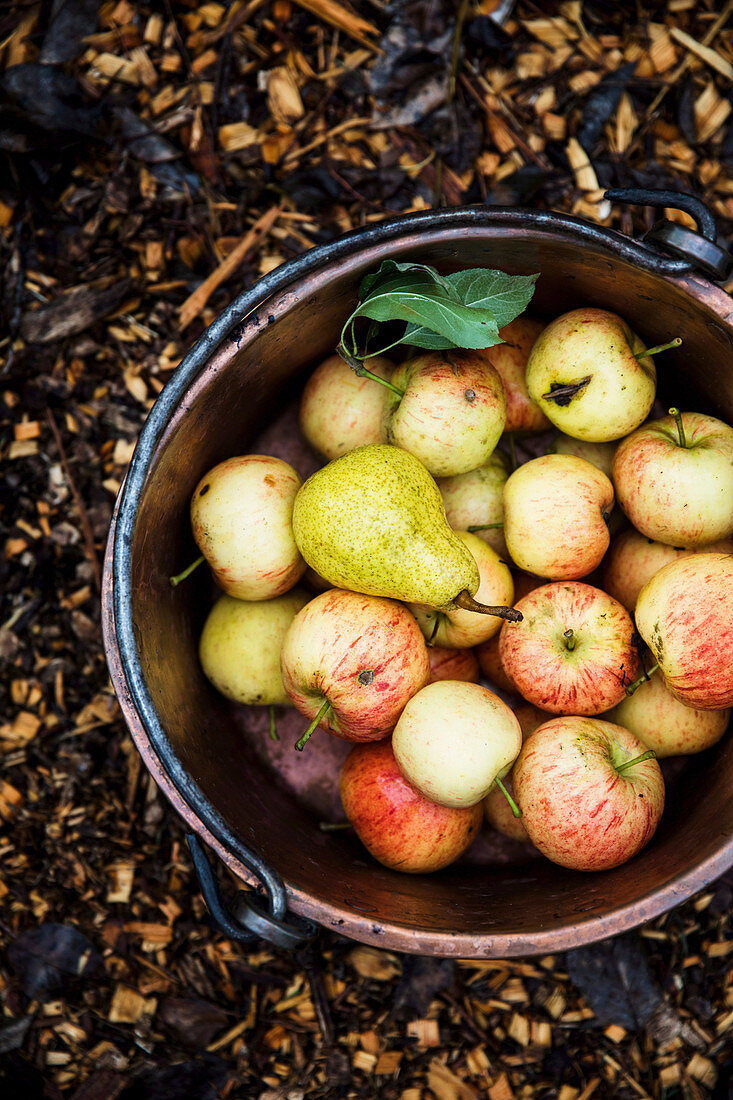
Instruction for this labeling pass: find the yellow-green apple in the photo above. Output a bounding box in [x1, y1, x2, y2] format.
[608, 670, 730, 758]
[635, 552, 733, 708]
[483, 703, 550, 842]
[513, 716, 665, 871]
[339, 740, 482, 873]
[503, 455, 614, 578]
[612, 411, 733, 546]
[553, 433, 616, 478]
[525, 308, 657, 442]
[499, 582, 640, 714]
[410, 532, 514, 648]
[190, 455, 305, 599]
[382, 349, 507, 477]
[299, 354, 393, 460]
[281, 589, 430, 747]
[479, 316, 550, 432]
[601, 528, 733, 614]
[437, 451, 509, 557]
[392, 681, 522, 808]
[199, 588, 309, 706]
[428, 646, 480, 684]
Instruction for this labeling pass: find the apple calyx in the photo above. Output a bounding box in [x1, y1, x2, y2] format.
[295, 697, 331, 751]
[170, 555, 204, 587]
[455, 591, 523, 621]
[542, 376, 592, 406]
[467, 522, 504, 532]
[563, 628, 577, 652]
[668, 407, 688, 449]
[495, 776, 522, 818]
[337, 347, 406, 399]
[624, 663, 659, 697]
[615, 748, 656, 775]
[634, 337, 682, 360]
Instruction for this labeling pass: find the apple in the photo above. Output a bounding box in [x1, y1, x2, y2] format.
[483, 703, 550, 843]
[281, 589, 430, 747]
[392, 680, 522, 808]
[635, 552, 733, 709]
[410, 532, 514, 648]
[477, 633, 517, 695]
[339, 740, 483, 873]
[382, 349, 507, 477]
[437, 451, 509, 558]
[503, 455, 614, 579]
[189, 454, 305, 600]
[612, 410, 733, 546]
[525, 307, 657, 442]
[479, 316, 550, 432]
[428, 646, 480, 684]
[608, 670, 730, 758]
[299, 353, 393, 460]
[553, 433, 616, 478]
[601, 528, 733, 614]
[513, 716, 665, 871]
[499, 581, 640, 715]
[199, 588, 309, 706]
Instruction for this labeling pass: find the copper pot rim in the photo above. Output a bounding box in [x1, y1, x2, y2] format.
[103, 203, 733, 957]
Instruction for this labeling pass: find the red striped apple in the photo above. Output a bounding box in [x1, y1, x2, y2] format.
[499, 582, 640, 715]
[608, 670, 730, 758]
[299, 353, 393, 460]
[479, 316, 550, 432]
[428, 646, 480, 684]
[513, 716, 665, 871]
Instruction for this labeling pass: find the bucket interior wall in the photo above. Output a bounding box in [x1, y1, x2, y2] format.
[128, 228, 733, 946]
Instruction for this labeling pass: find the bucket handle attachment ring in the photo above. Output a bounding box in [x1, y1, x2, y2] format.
[187, 833, 317, 949]
[605, 188, 733, 281]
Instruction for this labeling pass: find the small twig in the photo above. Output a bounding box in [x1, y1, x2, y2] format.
[45, 410, 102, 595]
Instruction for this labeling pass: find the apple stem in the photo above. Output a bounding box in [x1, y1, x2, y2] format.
[269, 706, 279, 741]
[495, 776, 522, 818]
[542, 376, 592, 406]
[636, 337, 682, 359]
[615, 748, 656, 775]
[336, 346, 406, 398]
[508, 432, 518, 471]
[468, 522, 504, 532]
[625, 663, 659, 697]
[319, 821, 353, 831]
[563, 629, 577, 652]
[668, 407, 687, 449]
[295, 698, 331, 752]
[427, 614, 441, 645]
[455, 591, 523, 621]
[170, 555, 204, 587]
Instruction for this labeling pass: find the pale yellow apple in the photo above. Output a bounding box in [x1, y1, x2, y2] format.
[299, 354, 393, 460]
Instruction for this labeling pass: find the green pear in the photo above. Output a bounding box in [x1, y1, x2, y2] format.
[292, 444, 521, 619]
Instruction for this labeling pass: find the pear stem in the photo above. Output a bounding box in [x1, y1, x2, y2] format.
[170, 555, 204, 587]
[295, 698, 331, 752]
[337, 345, 406, 398]
[455, 591, 522, 621]
[563, 628, 577, 652]
[616, 748, 656, 775]
[269, 706, 279, 741]
[668, 407, 687, 449]
[468, 522, 504, 532]
[636, 337, 682, 359]
[625, 663, 659, 697]
[495, 776, 522, 819]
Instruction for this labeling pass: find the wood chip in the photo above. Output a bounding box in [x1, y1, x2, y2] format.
[107, 861, 135, 904]
[427, 1058, 480, 1100]
[108, 985, 156, 1024]
[347, 945, 401, 982]
[267, 66, 305, 123]
[291, 0, 378, 49]
[669, 26, 733, 80]
[695, 83, 732, 143]
[406, 1019, 441, 1048]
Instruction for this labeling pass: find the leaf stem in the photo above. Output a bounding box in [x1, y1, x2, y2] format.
[336, 345, 405, 398]
[467, 522, 504, 532]
[668, 408, 687, 449]
[615, 748, 656, 775]
[454, 591, 522, 621]
[495, 776, 522, 818]
[636, 337, 682, 359]
[625, 663, 659, 697]
[295, 698, 331, 752]
[170, 555, 204, 587]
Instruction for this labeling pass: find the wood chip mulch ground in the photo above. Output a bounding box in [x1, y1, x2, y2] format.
[1, 1, 732, 1097]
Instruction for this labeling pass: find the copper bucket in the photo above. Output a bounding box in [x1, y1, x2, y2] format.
[102, 192, 733, 957]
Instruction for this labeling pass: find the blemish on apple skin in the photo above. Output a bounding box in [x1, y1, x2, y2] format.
[199, 484, 210, 496]
[357, 670, 375, 686]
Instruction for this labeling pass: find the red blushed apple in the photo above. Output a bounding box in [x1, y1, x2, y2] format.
[635, 552, 733, 709]
[428, 646, 480, 684]
[299, 353, 393, 461]
[281, 589, 430, 746]
[477, 633, 518, 695]
[479, 316, 550, 432]
[499, 582, 640, 715]
[601, 528, 733, 614]
[339, 740, 483, 873]
[513, 716, 665, 871]
[608, 670, 730, 758]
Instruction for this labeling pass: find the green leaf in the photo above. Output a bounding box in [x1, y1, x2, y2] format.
[446, 268, 539, 329]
